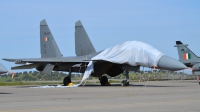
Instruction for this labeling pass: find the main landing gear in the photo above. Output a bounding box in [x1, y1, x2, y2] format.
[63, 67, 73, 86]
[99, 76, 111, 86]
[121, 70, 129, 86]
[63, 76, 71, 86]
[99, 70, 129, 86]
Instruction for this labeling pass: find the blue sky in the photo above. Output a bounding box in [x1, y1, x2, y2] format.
[0, 0, 200, 73]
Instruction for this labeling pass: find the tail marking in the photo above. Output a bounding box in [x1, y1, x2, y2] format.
[44, 37, 49, 42]
[183, 53, 191, 60]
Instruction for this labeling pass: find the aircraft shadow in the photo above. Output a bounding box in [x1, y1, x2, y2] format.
[15, 84, 181, 88]
[80, 84, 181, 87]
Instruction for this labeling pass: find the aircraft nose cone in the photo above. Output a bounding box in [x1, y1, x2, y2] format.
[0, 63, 7, 74]
[157, 55, 187, 71]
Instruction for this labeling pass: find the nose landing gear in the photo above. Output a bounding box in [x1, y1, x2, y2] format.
[121, 80, 129, 86]
[121, 70, 129, 86]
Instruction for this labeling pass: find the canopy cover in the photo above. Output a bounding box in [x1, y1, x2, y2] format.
[92, 41, 164, 67]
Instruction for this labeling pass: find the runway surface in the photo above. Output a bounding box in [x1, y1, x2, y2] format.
[0, 80, 200, 112]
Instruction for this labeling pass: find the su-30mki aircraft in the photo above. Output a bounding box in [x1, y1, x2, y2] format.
[3, 20, 186, 86]
[0, 63, 7, 74]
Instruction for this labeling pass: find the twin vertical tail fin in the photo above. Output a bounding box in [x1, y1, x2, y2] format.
[40, 20, 62, 58]
[174, 41, 198, 61]
[75, 20, 96, 56]
[40, 20, 95, 58]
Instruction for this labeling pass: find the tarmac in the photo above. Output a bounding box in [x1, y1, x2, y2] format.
[0, 80, 200, 112]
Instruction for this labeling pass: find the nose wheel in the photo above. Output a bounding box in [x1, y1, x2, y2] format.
[121, 80, 129, 86]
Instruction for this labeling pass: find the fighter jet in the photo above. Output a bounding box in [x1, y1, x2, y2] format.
[3, 20, 186, 86]
[175, 41, 200, 76]
[0, 63, 7, 74]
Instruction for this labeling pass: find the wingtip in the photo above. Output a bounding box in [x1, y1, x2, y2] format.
[2, 58, 9, 61]
[75, 20, 83, 27]
[40, 19, 47, 25]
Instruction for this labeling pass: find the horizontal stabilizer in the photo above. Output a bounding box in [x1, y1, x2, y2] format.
[11, 64, 39, 70]
[42, 64, 54, 75]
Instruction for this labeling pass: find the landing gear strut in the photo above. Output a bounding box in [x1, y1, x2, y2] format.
[121, 70, 129, 86]
[99, 76, 111, 86]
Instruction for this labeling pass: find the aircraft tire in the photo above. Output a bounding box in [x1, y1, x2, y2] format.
[63, 76, 71, 86]
[100, 76, 108, 86]
[121, 80, 129, 86]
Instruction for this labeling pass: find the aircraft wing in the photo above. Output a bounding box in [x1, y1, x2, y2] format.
[3, 57, 89, 64]
[3, 57, 90, 74]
